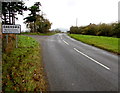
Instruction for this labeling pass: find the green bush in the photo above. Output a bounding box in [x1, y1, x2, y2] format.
[69, 23, 120, 38]
[96, 23, 112, 36]
[112, 23, 120, 38]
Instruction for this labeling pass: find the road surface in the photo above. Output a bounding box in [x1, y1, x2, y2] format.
[29, 34, 119, 91]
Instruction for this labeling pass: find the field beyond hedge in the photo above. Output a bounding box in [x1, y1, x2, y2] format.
[68, 34, 119, 54]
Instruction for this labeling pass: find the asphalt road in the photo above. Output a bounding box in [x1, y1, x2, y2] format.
[29, 34, 119, 91]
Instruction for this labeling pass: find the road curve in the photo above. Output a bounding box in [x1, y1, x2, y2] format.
[29, 34, 119, 91]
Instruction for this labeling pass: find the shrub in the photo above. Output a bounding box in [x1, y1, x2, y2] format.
[69, 22, 119, 38]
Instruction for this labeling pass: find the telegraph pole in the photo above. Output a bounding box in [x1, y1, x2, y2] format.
[76, 18, 78, 27]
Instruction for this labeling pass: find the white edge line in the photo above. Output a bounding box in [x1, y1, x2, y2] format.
[74, 48, 110, 70]
[63, 40, 69, 45]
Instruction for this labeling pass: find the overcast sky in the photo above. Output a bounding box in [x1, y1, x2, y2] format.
[17, 0, 119, 31]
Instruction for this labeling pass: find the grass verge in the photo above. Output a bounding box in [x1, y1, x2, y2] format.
[2, 35, 48, 92]
[21, 32, 56, 36]
[68, 34, 119, 55]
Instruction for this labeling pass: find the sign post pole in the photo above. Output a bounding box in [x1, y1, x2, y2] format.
[6, 34, 8, 44]
[16, 34, 18, 48]
[2, 24, 21, 48]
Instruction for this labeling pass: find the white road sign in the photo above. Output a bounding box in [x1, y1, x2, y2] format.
[2, 24, 21, 34]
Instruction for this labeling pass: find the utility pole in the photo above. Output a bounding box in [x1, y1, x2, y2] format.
[76, 18, 78, 27]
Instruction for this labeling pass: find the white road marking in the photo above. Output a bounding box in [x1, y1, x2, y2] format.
[74, 48, 110, 70]
[66, 35, 76, 41]
[63, 40, 69, 45]
[60, 36, 62, 40]
[59, 35, 63, 40]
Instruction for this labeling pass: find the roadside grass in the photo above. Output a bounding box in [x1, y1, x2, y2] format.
[68, 34, 119, 54]
[21, 32, 56, 36]
[2, 35, 48, 92]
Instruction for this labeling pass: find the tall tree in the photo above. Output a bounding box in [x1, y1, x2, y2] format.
[24, 2, 52, 33]
[35, 15, 51, 33]
[2, 2, 27, 25]
[24, 2, 41, 32]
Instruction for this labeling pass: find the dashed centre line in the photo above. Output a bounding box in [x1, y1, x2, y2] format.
[60, 35, 69, 45]
[60, 36, 62, 40]
[63, 40, 69, 45]
[74, 48, 110, 70]
[60, 34, 110, 70]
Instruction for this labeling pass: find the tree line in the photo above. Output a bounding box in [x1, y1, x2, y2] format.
[68, 23, 120, 38]
[1, 1, 51, 53]
[2, 1, 51, 33]
[2, 2, 27, 25]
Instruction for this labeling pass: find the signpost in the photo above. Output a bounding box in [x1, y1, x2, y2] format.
[2, 24, 21, 34]
[2, 24, 21, 48]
